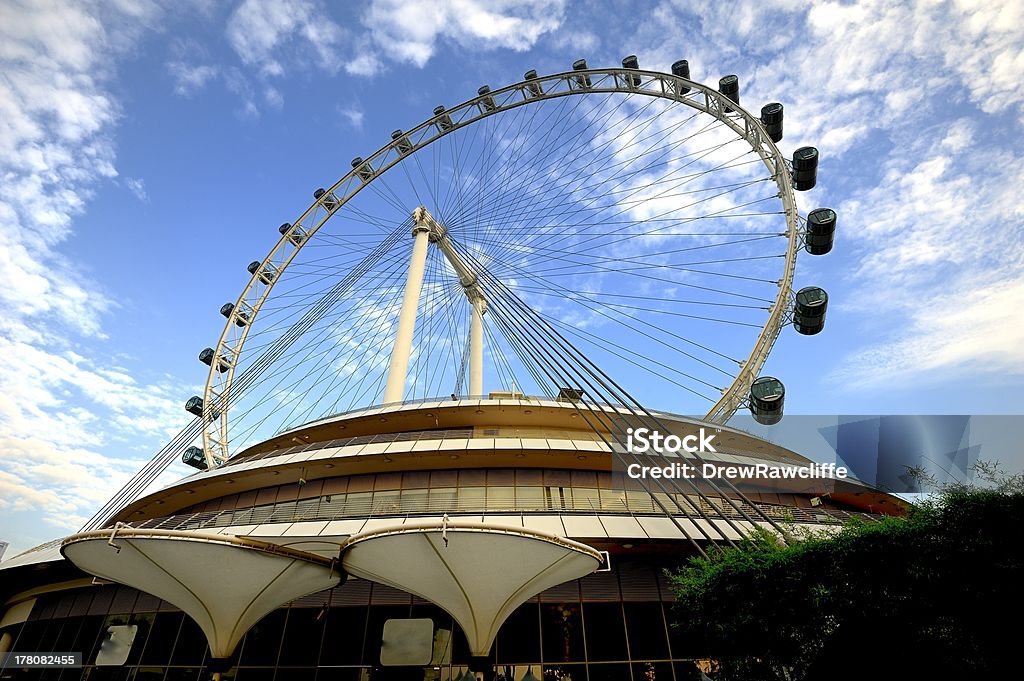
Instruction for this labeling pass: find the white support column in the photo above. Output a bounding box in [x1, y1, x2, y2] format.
[383, 220, 431, 403]
[470, 298, 486, 397]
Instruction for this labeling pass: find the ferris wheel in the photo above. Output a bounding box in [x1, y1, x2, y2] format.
[182, 57, 836, 470]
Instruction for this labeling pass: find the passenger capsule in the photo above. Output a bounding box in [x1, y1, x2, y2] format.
[280, 222, 305, 246]
[749, 376, 785, 425]
[351, 156, 374, 181]
[760, 102, 784, 143]
[220, 302, 249, 327]
[621, 55, 641, 87]
[391, 129, 413, 154]
[199, 347, 229, 373]
[792, 146, 819, 191]
[477, 85, 496, 111]
[572, 59, 591, 88]
[719, 75, 739, 112]
[793, 286, 828, 335]
[671, 59, 692, 94]
[805, 208, 836, 255]
[433, 105, 453, 130]
[524, 70, 543, 97]
[181, 446, 208, 471]
[313, 187, 340, 211]
[185, 395, 204, 417]
[247, 260, 276, 285]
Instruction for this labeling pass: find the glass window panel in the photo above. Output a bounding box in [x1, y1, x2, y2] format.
[430, 471, 458, 488]
[486, 470, 514, 486]
[541, 604, 584, 664]
[542, 663, 587, 681]
[370, 490, 401, 515]
[140, 613, 183, 666]
[239, 609, 286, 667]
[345, 493, 373, 516]
[625, 491, 656, 513]
[294, 497, 321, 520]
[571, 488, 600, 512]
[495, 603, 540, 664]
[456, 487, 485, 512]
[555, 487, 572, 510]
[516, 487, 545, 511]
[278, 608, 325, 666]
[429, 488, 456, 512]
[399, 488, 430, 513]
[486, 487, 516, 512]
[624, 604, 669, 660]
[162, 666, 203, 681]
[599, 489, 629, 512]
[347, 476, 374, 493]
[319, 494, 348, 519]
[71, 616, 105, 659]
[374, 472, 402, 491]
[12, 621, 45, 653]
[402, 471, 430, 489]
[268, 501, 298, 523]
[583, 604, 627, 662]
[297, 479, 324, 500]
[586, 662, 631, 681]
[51, 617, 83, 657]
[125, 613, 156, 665]
[516, 470, 543, 486]
[633, 661, 673, 681]
[170, 614, 208, 667]
[319, 607, 368, 666]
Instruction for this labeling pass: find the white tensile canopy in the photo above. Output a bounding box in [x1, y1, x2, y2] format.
[61, 528, 341, 660]
[340, 520, 603, 657]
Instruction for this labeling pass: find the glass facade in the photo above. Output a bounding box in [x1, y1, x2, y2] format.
[0, 560, 713, 681]
[131, 468, 870, 533]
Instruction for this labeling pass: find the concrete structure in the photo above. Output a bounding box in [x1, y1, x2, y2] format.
[0, 397, 904, 681]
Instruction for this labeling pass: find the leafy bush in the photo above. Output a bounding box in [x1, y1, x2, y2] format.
[668, 464, 1024, 680]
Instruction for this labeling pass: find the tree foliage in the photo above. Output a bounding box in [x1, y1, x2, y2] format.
[668, 464, 1024, 680]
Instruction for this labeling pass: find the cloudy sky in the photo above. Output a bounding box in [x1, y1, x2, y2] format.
[1, 0, 1022, 556]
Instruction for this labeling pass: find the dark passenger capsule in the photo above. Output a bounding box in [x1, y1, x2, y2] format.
[792, 146, 819, 191]
[805, 208, 836, 255]
[760, 102, 784, 142]
[718, 75, 739, 112]
[671, 59, 691, 94]
[181, 446, 208, 470]
[793, 286, 828, 335]
[749, 376, 785, 425]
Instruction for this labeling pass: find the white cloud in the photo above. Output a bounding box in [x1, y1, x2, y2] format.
[0, 1, 189, 553]
[125, 176, 148, 201]
[338, 105, 364, 129]
[167, 60, 219, 96]
[225, 0, 345, 75]
[633, 0, 1024, 390]
[361, 0, 566, 68]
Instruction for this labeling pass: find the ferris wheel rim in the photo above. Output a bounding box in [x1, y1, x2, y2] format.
[199, 65, 801, 468]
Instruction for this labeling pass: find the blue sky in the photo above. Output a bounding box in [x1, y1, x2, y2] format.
[1, 0, 1022, 556]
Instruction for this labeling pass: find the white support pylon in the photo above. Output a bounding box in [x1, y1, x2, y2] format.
[383, 216, 431, 403]
[469, 297, 486, 397]
[384, 207, 488, 404]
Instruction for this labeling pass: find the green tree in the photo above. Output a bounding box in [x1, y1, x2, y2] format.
[668, 463, 1024, 680]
